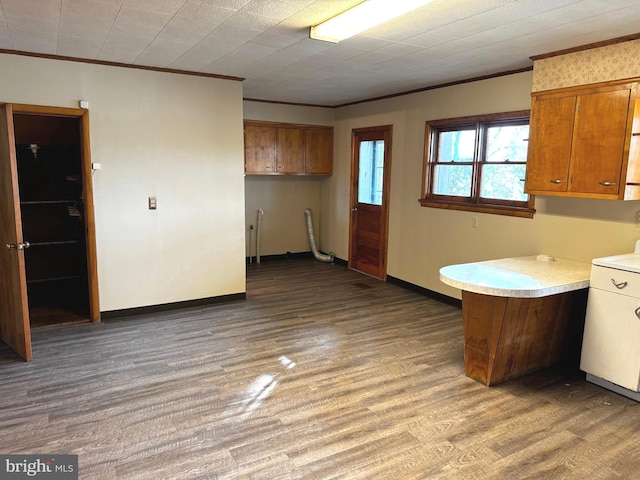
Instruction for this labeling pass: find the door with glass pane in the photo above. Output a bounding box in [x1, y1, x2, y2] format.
[349, 126, 392, 279]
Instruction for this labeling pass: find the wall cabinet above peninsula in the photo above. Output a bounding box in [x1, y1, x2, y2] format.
[525, 80, 640, 200]
[244, 120, 333, 176]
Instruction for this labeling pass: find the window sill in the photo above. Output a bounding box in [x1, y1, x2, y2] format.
[418, 199, 535, 218]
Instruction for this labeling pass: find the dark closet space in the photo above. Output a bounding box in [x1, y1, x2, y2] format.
[14, 114, 90, 328]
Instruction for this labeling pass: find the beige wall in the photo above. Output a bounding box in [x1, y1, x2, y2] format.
[328, 71, 640, 299]
[243, 101, 334, 257]
[12, 48, 637, 312]
[246, 70, 640, 300]
[0, 54, 246, 311]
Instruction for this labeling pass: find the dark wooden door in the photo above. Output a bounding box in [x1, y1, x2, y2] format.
[0, 104, 32, 360]
[349, 126, 392, 279]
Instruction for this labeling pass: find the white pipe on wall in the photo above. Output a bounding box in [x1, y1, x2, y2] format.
[304, 208, 333, 263]
[256, 209, 264, 264]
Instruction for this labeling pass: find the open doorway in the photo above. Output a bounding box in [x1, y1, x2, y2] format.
[0, 104, 99, 360]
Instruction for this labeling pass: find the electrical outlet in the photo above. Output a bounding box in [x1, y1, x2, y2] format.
[472, 216, 479, 228]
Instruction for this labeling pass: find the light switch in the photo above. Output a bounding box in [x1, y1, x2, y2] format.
[148, 196, 157, 210]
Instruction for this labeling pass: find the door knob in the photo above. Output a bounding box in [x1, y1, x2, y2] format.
[5, 241, 30, 250]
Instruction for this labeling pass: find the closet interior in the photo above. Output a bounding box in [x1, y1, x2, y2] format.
[14, 114, 90, 328]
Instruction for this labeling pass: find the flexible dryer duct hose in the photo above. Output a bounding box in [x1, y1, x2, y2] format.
[304, 208, 333, 263]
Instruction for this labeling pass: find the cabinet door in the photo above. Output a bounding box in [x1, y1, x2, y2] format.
[525, 95, 576, 192]
[626, 99, 640, 185]
[305, 128, 333, 175]
[276, 127, 305, 174]
[569, 88, 631, 195]
[580, 288, 640, 391]
[244, 125, 276, 174]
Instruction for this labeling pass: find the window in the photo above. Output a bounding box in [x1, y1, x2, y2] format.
[420, 110, 535, 218]
[358, 139, 385, 205]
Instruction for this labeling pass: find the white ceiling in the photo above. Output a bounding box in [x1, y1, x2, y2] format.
[0, 0, 639, 106]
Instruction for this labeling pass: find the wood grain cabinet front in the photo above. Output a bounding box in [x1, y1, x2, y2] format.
[304, 127, 333, 175]
[244, 121, 333, 176]
[276, 127, 305, 174]
[525, 80, 640, 200]
[244, 124, 276, 174]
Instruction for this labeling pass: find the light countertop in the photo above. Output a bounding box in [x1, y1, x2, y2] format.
[440, 256, 591, 298]
[593, 252, 640, 274]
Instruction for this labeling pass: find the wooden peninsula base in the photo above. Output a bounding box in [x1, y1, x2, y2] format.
[440, 256, 592, 386]
[462, 289, 588, 386]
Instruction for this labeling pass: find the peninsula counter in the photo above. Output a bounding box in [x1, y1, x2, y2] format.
[440, 256, 591, 385]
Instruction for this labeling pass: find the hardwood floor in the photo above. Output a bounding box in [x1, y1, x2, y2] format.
[0, 258, 638, 479]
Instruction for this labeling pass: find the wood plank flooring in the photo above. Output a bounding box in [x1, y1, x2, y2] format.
[0, 258, 638, 479]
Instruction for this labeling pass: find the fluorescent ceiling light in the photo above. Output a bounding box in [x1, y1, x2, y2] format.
[310, 0, 435, 43]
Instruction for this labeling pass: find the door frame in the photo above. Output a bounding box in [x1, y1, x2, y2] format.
[348, 125, 393, 280]
[12, 103, 101, 323]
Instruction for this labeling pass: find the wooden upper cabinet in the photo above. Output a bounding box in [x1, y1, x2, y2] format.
[525, 95, 576, 193]
[244, 120, 333, 176]
[244, 124, 276, 174]
[570, 88, 630, 195]
[276, 127, 305, 173]
[525, 80, 640, 200]
[305, 128, 333, 175]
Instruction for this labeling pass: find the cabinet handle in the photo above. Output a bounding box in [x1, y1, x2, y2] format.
[611, 279, 628, 289]
[550, 179, 564, 184]
[599, 181, 616, 186]
[635, 307, 640, 319]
